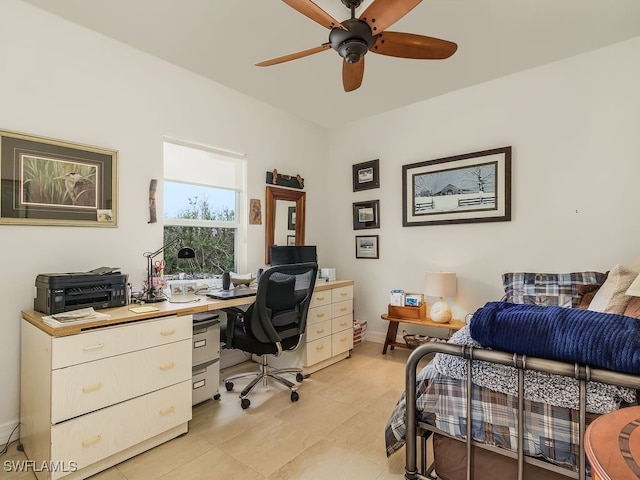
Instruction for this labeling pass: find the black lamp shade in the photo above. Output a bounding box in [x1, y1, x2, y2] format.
[177, 247, 196, 259]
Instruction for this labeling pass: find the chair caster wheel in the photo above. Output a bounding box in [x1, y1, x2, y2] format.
[225, 382, 234, 392]
[213, 393, 221, 400]
[296, 373, 304, 382]
[291, 391, 299, 402]
[241, 398, 250, 409]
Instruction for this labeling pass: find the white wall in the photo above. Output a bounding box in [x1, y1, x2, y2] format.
[326, 35, 640, 343]
[0, 0, 328, 444]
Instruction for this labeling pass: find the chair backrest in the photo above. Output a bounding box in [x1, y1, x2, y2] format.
[244, 262, 318, 346]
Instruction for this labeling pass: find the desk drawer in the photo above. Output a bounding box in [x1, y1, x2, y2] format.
[307, 304, 331, 326]
[310, 291, 331, 308]
[332, 285, 353, 303]
[52, 315, 192, 369]
[306, 319, 331, 342]
[331, 300, 353, 319]
[50, 381, 191, 479]
[332, 314, 353, 333]
[332, 329, 353, 356]
[305, 336, 332, 366]
[51, 339, 191, 423]
[192, 322, 220, 366]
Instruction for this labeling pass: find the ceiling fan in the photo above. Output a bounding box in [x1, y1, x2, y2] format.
[256, 0, 458, 92]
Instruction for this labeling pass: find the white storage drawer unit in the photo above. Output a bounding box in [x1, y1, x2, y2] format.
[20, 313, 193, 480]
[267, 280, 354, 374]
[191, 311, 221, 405]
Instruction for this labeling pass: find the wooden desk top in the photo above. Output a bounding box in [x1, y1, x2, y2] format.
[23, 279, 353, 337]
[585, 406, 640, 480]
[381, 314, 466, 331]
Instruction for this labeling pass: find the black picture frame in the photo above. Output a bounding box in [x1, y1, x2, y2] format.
[286, 235, 296, 246]
[287, 206, 296, 230]
[353, 199, 380, 230]
[355, 235, 379, 259]
[402, 146, 512, 227]
[352, 159, 379, 192]
[0, 129, 118, 227]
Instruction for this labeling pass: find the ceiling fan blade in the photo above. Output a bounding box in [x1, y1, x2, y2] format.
[282, 0, 344, 29]
[371, 32, 457, 59]
[343, 57, 365, 92]
[256, 44, 331, 67]
[359, 0, 422, 34]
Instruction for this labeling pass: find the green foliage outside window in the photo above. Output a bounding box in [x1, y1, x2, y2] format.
[163, 196, 236, 276]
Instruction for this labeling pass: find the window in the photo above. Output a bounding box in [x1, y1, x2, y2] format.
[163, 139, 246, 277]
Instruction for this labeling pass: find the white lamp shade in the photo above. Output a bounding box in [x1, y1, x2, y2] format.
[627, 273, 640, 297]
[425, 272, 457, 298]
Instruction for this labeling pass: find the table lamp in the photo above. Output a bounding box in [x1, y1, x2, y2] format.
[142, 238, 195, 303]
[426, 271, 457, 323]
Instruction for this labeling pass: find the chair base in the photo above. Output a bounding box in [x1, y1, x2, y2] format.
[223, 354, 304, 409]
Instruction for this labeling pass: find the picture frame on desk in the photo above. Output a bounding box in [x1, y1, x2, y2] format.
[402, 146, 511, 227]
[0, 129, 117, 227]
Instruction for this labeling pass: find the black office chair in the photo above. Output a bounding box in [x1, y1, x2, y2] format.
[220, 262, 318, 409]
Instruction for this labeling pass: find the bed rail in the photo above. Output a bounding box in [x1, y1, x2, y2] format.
[404, 342, 640, 480]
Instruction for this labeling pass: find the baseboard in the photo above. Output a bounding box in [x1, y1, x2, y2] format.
[0, 419, 19, 449]
[365, 331, 385, 344]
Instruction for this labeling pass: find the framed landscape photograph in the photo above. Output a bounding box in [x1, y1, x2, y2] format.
[402, 146, 511, 227]
[355, 235, 379, 259]
[352, 159, 379, 192]
[353, 199, 380, 230]
[0, 129, 118, 227]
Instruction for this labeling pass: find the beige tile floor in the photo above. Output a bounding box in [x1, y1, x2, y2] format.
[1, 341, 427, 480]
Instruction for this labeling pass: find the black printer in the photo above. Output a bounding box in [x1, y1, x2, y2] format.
[34, 269, 129, 315]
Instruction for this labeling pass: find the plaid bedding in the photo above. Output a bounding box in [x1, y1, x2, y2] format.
[502, 271, 605, 307]
[384, 362, 600, 471]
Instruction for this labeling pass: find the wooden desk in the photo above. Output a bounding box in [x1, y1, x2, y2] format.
[585, 406, 640, 480]
[380, 314, 465, 354]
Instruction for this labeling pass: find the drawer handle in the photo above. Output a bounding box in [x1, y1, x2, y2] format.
[316, 344, 325, 351]
[81, 434, 102, 447]
[340, 321, 348, 327]
[316, 296, 326, 301]
[339, 307, 348, 312]
[316, 313, 325, 318]
[340, 336, 347, 342]
[316, 328, 325, 334]
[82, 344, 104, 351]
[160, 329, 176, 336]
[160, 362, 175, 370]
[160, 406, 176, 415]
[82, 383, 102, 393]
[340, 292, 348, 297]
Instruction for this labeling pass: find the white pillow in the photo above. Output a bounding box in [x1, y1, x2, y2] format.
[588, 264, 639, 315]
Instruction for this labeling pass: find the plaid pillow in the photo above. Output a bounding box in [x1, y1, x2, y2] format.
[502, 271, 606, 308]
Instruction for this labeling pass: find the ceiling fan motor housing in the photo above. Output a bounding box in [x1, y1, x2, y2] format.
[329, 18, 376, 63]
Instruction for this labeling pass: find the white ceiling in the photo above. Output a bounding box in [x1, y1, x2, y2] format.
[20, 0, 640, 129]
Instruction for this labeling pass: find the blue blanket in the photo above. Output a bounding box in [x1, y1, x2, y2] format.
[469, 302, 640, 374]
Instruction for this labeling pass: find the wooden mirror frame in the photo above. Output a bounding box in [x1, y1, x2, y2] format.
[265, 186, 306, 264]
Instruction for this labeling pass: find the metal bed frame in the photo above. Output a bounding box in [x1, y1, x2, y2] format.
[403, 342, 640, 480]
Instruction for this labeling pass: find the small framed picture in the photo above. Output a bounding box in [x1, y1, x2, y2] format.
[352, 159, 379, 192]
[287, 235, 296, 246]
[355, 235, 379, 259]
[288, 206, 296, 230]
[353, 200, 380, 230]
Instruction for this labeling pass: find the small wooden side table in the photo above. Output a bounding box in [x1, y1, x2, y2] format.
[380, 314, 466, 354]
[585, 406, 640, 480]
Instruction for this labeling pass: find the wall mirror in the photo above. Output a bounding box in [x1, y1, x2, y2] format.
[265, 186, 306, 264]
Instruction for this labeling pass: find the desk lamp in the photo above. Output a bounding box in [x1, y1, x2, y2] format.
[426, 271, 457, 323]
[142, 238, 195, 303]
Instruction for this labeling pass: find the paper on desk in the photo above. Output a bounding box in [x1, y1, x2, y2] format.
[129, 305, 160, 313]
[42, 307, 111, 328]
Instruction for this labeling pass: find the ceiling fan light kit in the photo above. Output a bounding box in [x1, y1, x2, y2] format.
[258, 0, 457, 92]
